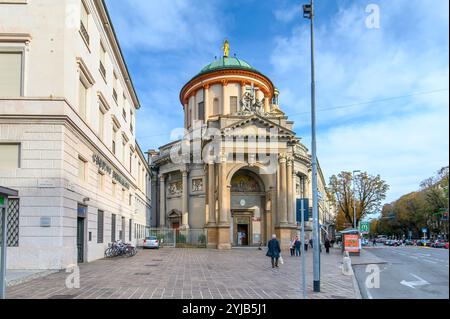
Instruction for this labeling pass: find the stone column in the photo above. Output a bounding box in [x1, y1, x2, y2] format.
[207, 162, 216, 225]
[287, 158, 294, 225]
[206, 160, 218, 248]
[181, 168, 189, 228]
[264, 93, 270, 113]
[218, 155, 228, 225]
[159, 174, 166, 227]
[217, 153, 231, 249]
[278, 154, 288, 225]
[204, 84, 210, 120]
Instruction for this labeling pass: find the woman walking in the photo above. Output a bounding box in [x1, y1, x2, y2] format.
[266, 234, 281, 268]
[289, 237, 295, 256]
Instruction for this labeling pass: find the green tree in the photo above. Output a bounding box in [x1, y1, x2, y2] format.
[328, 171, 389, 227]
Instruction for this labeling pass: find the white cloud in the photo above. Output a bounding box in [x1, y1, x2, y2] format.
[106, 0, 223, 51]
[269, 0, 449, 203]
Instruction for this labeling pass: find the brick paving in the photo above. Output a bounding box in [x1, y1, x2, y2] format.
[6, 247, 359, 299]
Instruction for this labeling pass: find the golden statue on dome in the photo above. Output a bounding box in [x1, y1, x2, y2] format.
[223, 39, 229, 58]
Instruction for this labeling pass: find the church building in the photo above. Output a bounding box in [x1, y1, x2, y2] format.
[150, 41, 334, 249]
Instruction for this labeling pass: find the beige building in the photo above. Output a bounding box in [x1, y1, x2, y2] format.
[0, 0, 151, 269]
[151, 42, 335, 249]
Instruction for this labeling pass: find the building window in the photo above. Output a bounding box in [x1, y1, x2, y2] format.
[230, 96, 238, 114]
[121, 188, 125, 202]
[0, 51, 23, 97]
[80, 1, 90, 45]
[213, 98, 219, 115]
[78, 156, 87, 181]
[129, 194, 132, 206]
[97, 210, 104, 244]
[129, 219, 132, 241]
[78, 79, 88, 120]
[7, 198, 20, 247]
[130, 110, 134, 133]
[129, 152, 133, 172]
[112, 72, 118, 102]
[111, 213, 116, 242]
[112, 127, 117, 154]
[198, 102, 205, 122]
[0, 143, 20, 169]
[99, 43, 106, 78]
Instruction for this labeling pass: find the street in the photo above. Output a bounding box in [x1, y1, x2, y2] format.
[353, 246, 449, 299]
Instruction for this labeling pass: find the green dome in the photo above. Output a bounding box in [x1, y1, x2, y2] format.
[198, 56, 257, 75]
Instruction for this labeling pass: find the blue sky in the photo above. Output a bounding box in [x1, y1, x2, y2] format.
[106, 0, 449, 204]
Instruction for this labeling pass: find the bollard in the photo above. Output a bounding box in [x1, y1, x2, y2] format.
[342, 251, 353, 276]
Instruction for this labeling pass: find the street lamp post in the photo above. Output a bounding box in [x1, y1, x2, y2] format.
[352, 170, 361, 230]
[303, 0, 320, 293]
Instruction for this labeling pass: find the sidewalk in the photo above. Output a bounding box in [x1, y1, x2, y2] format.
[6, 269, 59, 287]
[6, 247, 361, 299]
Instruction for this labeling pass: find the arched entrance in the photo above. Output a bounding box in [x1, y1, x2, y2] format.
[230, 169, 266, 246]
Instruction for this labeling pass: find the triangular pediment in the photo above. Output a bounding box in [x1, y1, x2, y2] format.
[221, 114, 296, 138]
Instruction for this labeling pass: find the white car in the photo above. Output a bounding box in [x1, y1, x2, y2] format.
[143, 236, 160, 249]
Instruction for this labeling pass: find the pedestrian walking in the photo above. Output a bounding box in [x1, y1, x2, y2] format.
[372, 238, 376, 246]
[330, 239, 335, 248]
[295, 236, 301, 256]
[324, 237, 330, 254]
[289, 237, 295, 256]
[309, 238, 313, 249]
[266, 234, 281, 268]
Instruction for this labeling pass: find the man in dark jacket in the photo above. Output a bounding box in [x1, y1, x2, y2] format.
[324, 237, 331, 253]
[266, 234, 281, 268]
[294, 236, 301, 256]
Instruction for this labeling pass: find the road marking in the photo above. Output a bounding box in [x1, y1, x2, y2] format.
[422, 259, 437, 264]
[400, 274, 430, 289]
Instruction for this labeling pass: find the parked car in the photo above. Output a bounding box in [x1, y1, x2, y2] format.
[431, 240, 447, 248]
[445, 242, 449, 249]
[143, 236, 160, 249]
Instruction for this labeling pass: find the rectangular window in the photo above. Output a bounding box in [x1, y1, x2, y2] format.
[80, 1, 90, 45]
[129, 219, 132, 241]
[78, 79, 87, 119]
[129, 194, 132, 206]
[0, 144, 20, 169]
[99, 43, 106, 78]
[213, 98, 219, 115]
[97, 210, 104, 244]
[122, 107, 127, 122]
[112, 127, 117, 154]
[230, 96, 238, 114]
[198, 102, 205, 121]
[129, 152, 133, 172]
[0, 52, 22, 97]
[111, 213, 116, 242]
[112, 73, 118, 101]
[78, 156, 87, 181]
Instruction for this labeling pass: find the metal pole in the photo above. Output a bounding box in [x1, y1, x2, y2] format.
[301, 199, 307, 299]
[309, 0, 320, 293]
[0, 199, 8, 299]
[353, 173, 356, 229]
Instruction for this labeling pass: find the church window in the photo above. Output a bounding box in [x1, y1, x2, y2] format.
[230, 96, 238, 114]
[198, 102, 205, 121]
[213, 98, 219, 115]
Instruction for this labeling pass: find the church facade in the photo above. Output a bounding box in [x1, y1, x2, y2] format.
[150, 43, 335, 249]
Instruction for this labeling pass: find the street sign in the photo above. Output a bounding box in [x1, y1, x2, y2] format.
[421, 227, 428, 234]
[360, 221, 370, 234]
[296, 198, 309, 223]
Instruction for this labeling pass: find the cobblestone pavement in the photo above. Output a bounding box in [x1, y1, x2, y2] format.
[6, 247, 359, 299]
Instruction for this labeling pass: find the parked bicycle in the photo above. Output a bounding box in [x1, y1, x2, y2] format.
[104, 240, 137, 258]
